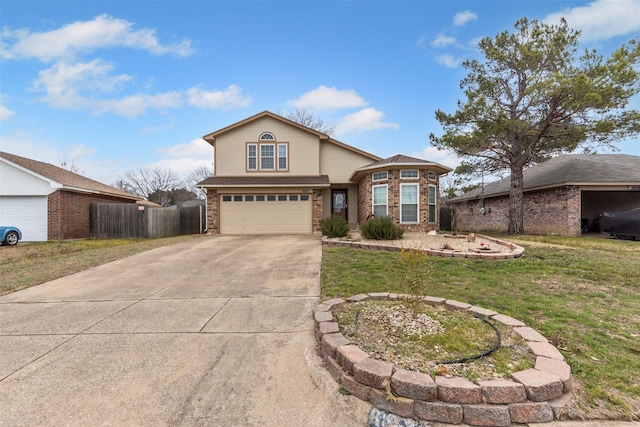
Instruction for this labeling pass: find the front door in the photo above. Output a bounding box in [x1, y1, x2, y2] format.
[332, 189, 348, 221]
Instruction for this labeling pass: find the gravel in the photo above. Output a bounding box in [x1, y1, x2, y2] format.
[332, 232, 514, 254]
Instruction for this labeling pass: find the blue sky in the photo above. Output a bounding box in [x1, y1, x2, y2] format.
[2, 0, 640, 186]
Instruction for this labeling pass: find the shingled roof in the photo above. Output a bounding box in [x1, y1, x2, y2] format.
[1, 151, 139, 200]
[349, 154, 452, 181]
[451, 154, 640, 202]
[197, 175, 330, 187]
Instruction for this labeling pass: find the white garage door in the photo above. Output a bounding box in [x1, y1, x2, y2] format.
[220, 193, 312, 234]
[0, 196, 48, 241]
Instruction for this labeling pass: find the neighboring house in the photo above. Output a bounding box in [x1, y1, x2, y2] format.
[0, 151, 139, 241]
[448, 154, 640, 236]
[197, 111, 452, 234]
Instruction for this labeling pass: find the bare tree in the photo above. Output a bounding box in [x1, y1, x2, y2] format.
[58, 157, 85, 175]
[284, 107, 335, 135]
[186, 164, 213, 199]
[115, 167, 183, 205]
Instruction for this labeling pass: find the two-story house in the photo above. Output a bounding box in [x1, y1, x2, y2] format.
[197, 111, 451, 234]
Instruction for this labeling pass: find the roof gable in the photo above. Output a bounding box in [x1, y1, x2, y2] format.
[0, 151, 139, 200]
[203, 111, 330, 143]
[202, 110, 381, 164]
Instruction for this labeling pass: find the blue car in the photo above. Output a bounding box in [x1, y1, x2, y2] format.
[0, 226, 22, 246]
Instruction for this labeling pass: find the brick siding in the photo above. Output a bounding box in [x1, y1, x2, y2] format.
[357, 168, 442, 232]
[451, 186, 581, 235]
[47, 190, 136, 240]
[205, 189, 219, 234]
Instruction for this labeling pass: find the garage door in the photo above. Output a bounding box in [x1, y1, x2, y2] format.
[0, 196, 48, 241]
[220, 193, 312, 234]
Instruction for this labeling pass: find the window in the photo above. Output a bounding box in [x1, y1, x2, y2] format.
[245, 195, 254, 201]
[289, 195, 298, 201]
[267, 195, 276, 201]
[278, 195, 287, 201]
[260, 144, 275, 170]
[256, 195, 265, 201]
[400, 170, 418, 179]
[372, 185, 388, 217]
[248, 133, 288, 172]
[247, 144, 257, 170]
[233, 195, 243, 202]
[372, 171, 388, 182]
[428, 171, 436, 180]
[278, 143, 288, 170]
[300, 195, 310, 201]
[222, 195, 232, 202]
[428, 184, 436, 223]
[400, 184, 419, 223]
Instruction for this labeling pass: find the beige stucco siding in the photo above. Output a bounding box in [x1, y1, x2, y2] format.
[320, 141, 375, 183]
[214, 116, 321, 176]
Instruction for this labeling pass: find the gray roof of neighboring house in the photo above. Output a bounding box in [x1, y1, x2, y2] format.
[197, 175, 330, 187]
[450, 154, 640, 202]
[0, 151, 139, 200]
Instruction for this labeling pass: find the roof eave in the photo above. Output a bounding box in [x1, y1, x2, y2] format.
[350, 162, 453, 181]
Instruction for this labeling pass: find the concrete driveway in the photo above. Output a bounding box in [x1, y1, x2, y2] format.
[0, 235, 371, 426]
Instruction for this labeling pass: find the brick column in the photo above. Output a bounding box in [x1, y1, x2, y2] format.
[313, 189, 323, 232]
[206, 189, 219, 234]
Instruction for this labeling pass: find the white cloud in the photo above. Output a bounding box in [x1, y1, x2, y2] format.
[435, 54, 462, 68]
[187, 84, 253, 110]
[544, 0, 640, 41]
[0, 105, 14, 121]
[335, 108, 399, 134]
[152, 138, 214, 178]
[431, 34, 457, 47]
[33, 60, 133, 108]
[95, 92, 183, 117]
[31, 59, 249, 117]
[1, 14, 194, 62]
[412, 146, 460, 170]
[157, 138, 212, 159]
[68, 144, 97, 159]
[288, 85, 367, 111]
[453, 10, 478, 27]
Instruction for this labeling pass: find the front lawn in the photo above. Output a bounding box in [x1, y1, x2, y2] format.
[321, 235, 639, 421]
[0, 235, 201, 296]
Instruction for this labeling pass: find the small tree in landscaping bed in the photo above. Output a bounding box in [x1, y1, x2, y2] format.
[360, 216, 404, 240]
[320, 215, 350, 238]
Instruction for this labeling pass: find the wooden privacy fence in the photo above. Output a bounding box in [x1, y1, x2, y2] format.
[90, 203, 205, 239]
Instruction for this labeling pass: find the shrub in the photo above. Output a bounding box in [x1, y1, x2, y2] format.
[320, 215, 350, 238]
[359, 216, 404, 240]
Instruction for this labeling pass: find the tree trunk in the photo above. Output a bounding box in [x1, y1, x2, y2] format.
[508, 165, 525, 235]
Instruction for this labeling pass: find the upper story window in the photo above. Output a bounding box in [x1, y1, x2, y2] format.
[428, 171, 437, 180]
[247, 132, 288, 172]
[260, 144, 275, 170]
[248, 144, 257, 170]
[400, 170, 419, 179]
[372, 171, 388, 182]
[278, 143, 288, 170]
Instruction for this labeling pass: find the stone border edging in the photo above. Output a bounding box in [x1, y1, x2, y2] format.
[321, 234, 525, 259]
[314, 293, 573, 425]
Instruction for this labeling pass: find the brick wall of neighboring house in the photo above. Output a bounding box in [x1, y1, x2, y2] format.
[47, 190, 136, 240]
[205, 189, 219, 234]
[451, 186, 582, 235]
[357, 169, 442, 232]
